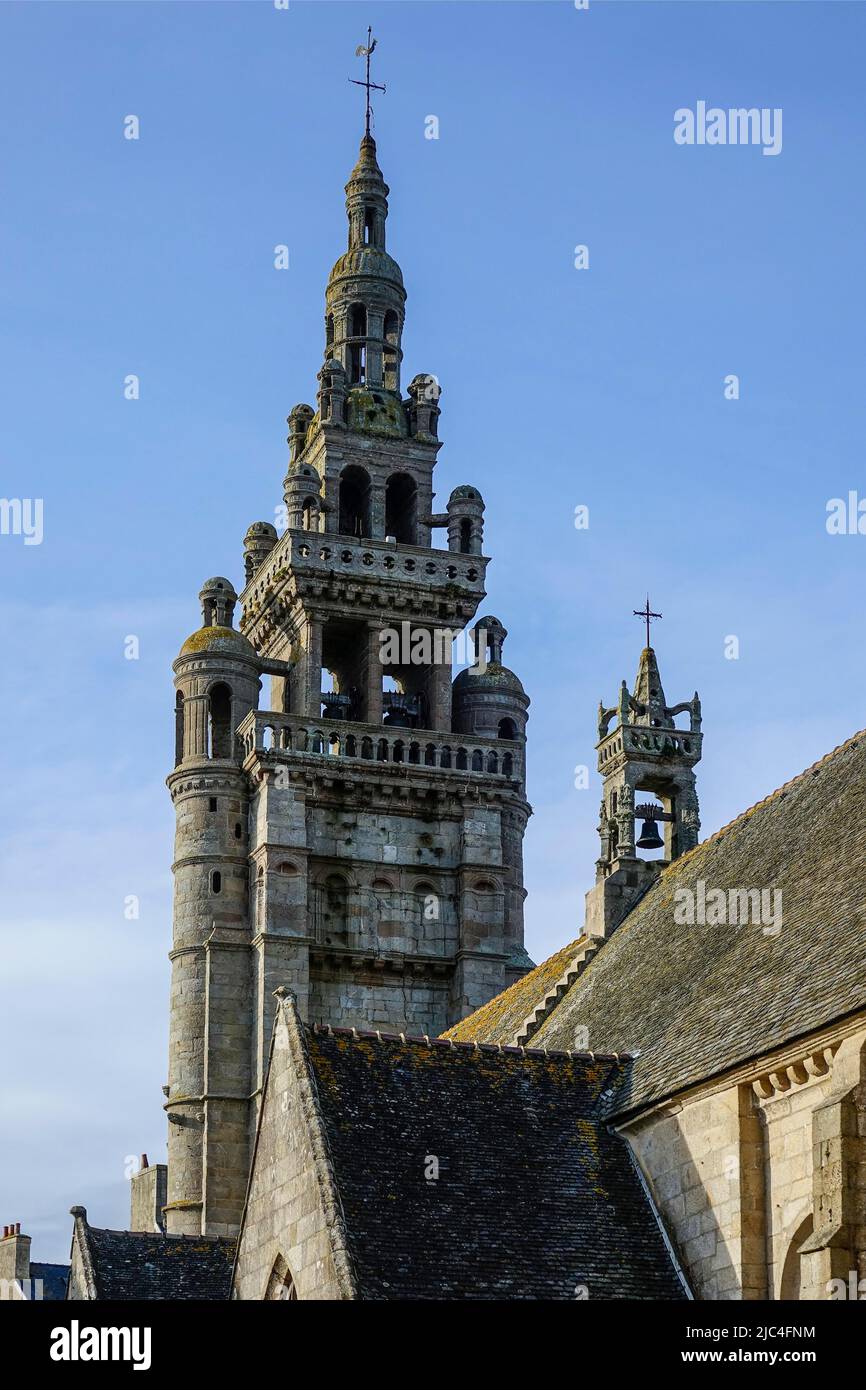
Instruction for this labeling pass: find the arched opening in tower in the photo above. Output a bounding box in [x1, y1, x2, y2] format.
[385, 472, 417, 545]
[301, 498, 317, 532]
[338, 465, 371, 538]
[348, 304, 367, 383]
[207, 683, 232, 759]
[459, 517, 472, 553]
[634, 787, 671, 862]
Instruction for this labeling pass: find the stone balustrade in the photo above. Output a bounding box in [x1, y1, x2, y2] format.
[237, 710, 521, 780]
[240, 530, 486, 611]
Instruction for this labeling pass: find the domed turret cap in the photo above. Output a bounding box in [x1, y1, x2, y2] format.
[453, 663, 526, 696]
[179, 625, 257, 660]
[178, 576, 257, 661]
[243, 522, 278, 545]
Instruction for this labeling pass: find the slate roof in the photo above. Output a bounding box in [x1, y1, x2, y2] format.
[75, 1218, 235, 1300]
[448, 729, 866, 1116]
[30, 1263, 69, 1300]
[303, 1024, 687, 1300]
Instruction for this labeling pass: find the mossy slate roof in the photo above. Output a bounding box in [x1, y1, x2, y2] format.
[82, 1226, 236, 1300]
[306, 1026, 686, 1300]
[447, 729, 866, 1116]
[443, 932, 587, 1046]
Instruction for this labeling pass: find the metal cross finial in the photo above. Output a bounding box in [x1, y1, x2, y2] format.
[351, 27, 386, 138]
[633, 596, 662, 649]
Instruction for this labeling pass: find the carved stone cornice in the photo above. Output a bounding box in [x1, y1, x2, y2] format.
[752, 1045, 837, 1099]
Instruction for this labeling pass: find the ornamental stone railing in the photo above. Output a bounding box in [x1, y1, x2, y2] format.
[237, 710, 521, 781]
[240, 531, 487, 613]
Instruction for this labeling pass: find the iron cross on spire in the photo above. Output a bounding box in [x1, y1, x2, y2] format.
[350, 27, 386, 138]
[633, 596, 662, 649]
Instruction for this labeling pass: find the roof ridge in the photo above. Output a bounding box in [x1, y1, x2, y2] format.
[310, 1021, 634, 1062]
[664, 723, 865, 877]
[513, 940, 599, 1046]
[89, 1225, 236, 1244]
[439, 932, 587, 1043]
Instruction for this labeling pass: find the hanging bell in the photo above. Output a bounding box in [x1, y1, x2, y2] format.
[636, 816, 664, 851]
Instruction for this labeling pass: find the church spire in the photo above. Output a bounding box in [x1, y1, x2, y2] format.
[631, 646, 669, 729]
[345, 132, 389, 253]
[321, 130, 406, 404]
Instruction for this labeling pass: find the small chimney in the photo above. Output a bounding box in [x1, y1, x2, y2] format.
[129, 1162, 167, 1233]
[0, 1223, 31, 1289]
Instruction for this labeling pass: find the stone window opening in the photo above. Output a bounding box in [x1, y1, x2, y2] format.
[338, 465, 371, 538]
[385, 472, 418, 545]
[497, 717, 517, 740]
[459, 518, 472, 554]
[326, 314, 334, 348]
[264, 1254, 298, 1301]
[348, 304, 367, 383]
[211, 871, 222, 895]
[207, 683, 232, 759]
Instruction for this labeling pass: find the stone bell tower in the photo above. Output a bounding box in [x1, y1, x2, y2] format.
[158, 125, 533, 1239]
[584, 643, 702, 942]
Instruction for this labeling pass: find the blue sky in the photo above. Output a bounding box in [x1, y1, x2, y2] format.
[2, 0, 866, 1260]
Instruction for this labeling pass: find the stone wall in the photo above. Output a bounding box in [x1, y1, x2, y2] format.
[627, 1085, 748, 1299]
[309, 967, 450, 1033]
[232, 1001, 352, 1301]
[129, 1162, 167, 1233]
[753, 1065, 835, 1299]
[623, 1024, 866, 1301]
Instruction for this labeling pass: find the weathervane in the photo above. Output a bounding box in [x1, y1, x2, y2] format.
[633, 596, 662, 649]
[351, 27, 385, 138]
